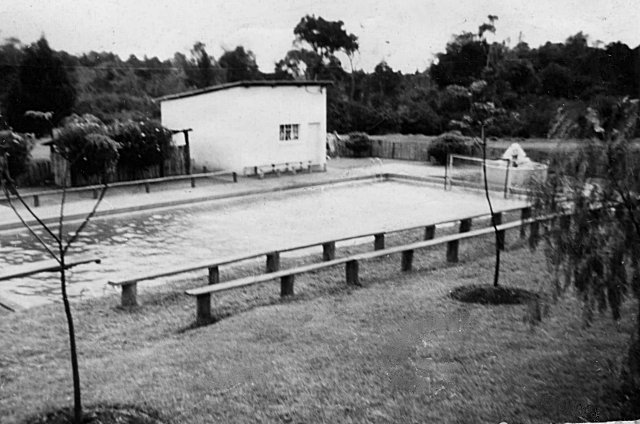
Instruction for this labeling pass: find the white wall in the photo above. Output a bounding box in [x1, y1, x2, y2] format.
[161, 85, 326, 173]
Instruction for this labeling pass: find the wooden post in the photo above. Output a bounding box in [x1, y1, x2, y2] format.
[322, 242, 336, 261]
[374, 233, 385, 250]
[183, 130, 191, 175]
[446, 240, 459, 263]
[307, 161, 312, 173]
[493, 212, 504, 251]
[196, 293, 211, 324]
[424, 225, 435, 240]
[232, 172, 238, 183]
[459, 218, 472, 233]
[190, 177, 196, 188]
[144, 182, 150, 193]
[92, 188, 99, 200]
[520, 207, 531, 239]
[281, 275, 294, 296]
[33, 195, 39, 207]
[208, 266, 219, 285]
[346, 260, 360, 286]
[401, 250, 414, 272]
[266, 252, 280, 273]
[121, 283, 138, 307]
[529, 220, 540, 249]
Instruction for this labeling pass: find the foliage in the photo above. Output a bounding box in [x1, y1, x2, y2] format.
[0, 130, 32, 178]
[427, 131, 475, 165]
[531, 96, 640, 387]
[5, 37, 75, 131]
[72, 134, 119, 181]
[345, 132, 372, 157]
[110, 119, 173, 172]
[218, 46, 261, 83]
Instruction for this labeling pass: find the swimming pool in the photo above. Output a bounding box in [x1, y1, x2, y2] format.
[0, 179, 525, 308]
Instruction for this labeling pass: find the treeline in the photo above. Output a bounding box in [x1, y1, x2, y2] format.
[0, 15, 638, 138]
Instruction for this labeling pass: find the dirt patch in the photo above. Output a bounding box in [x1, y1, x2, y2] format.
[24, 404, 166, 424]
[449, 284, 539, 305]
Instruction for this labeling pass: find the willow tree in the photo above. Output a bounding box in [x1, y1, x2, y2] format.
[531, 97, 640, 387]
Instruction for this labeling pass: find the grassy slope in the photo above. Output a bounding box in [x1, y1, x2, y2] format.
[0, 229, 637, 424]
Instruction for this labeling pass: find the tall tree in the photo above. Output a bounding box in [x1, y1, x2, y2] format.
[184, 42, 221, 88]
[218, 46, 261, 83]
[6, 36, 75, 132]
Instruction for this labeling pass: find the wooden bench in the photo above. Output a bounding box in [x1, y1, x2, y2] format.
[244, 161, 313, 178]
[107, 206, 530, 307]
[185, 216, 546, 323]
[0, 256, 101, 281]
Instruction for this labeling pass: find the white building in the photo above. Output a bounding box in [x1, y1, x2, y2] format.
[159, 81, 329, 174]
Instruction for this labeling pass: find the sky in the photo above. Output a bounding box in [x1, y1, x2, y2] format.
[0, 0, 639, 73]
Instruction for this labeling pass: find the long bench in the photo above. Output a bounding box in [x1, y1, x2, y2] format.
[108, 205, 532, 307]
[185, 214, 553, 323]
[1, 170, 238, 207]
[243, 161, 315, 178]
[0, 255, 102, 281]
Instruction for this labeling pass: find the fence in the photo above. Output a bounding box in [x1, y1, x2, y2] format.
[15, 159, 53, 186]
[52, 145, 188, 187]
[335, 138, 432, 162]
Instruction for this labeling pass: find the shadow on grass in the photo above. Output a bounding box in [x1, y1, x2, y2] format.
[23, 403, 166, 424]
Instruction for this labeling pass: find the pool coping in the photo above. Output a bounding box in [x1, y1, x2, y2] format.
[0, 173, 445, 233]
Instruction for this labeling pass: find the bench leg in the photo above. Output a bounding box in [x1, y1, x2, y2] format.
[520, 207, 531, 239]
[121, 283, 138, 307]
[401, 250, 414, 272]
[196, 293, 212, 324]
[374, 233, 385, 250]
[322, 242, 336, 261]
[529, 220, 540, 249]
[424, 225, 435, 240]
[346, 260, 360, 286]
[446, 240, 459, 263]
[266, 252, 280, 273]
[459, 218, 472, 233]
[208, 266, 219, 284]
[281, 275, 294, 296]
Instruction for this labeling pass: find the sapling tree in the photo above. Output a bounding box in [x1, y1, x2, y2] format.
[531, 97, 640, 387]
[0, 128, 118, 423]
[450, 80, 509, 287]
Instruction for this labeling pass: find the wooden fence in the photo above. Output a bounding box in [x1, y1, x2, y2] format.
[335, 138, 432, 162]
[52, 145, 188, 187]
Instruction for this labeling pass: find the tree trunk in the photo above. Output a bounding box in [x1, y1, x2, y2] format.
[481, 125, 501, 287]
[60, 260, 82, 423]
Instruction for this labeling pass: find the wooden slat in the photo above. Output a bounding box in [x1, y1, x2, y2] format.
[0, 256, 101, 281]
[186, 257, 352, 296]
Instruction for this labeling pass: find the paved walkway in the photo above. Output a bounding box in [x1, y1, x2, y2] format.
[0, 159, 445, 231]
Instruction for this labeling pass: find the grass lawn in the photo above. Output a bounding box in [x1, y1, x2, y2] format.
[0, 228, 638, 423]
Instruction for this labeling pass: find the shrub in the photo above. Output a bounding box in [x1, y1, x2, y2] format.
[54, 114, 118, 183]
[0, 130, 33, 178]
[110, 119, 173, 173]
[427, 131, 475, 165]
[345, 132, 371, 157]
[73, 134, 119, 181]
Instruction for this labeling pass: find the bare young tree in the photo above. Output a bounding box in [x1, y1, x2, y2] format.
[1, 128, 117, 423]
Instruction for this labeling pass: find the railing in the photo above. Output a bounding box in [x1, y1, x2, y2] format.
[2, 170, 238, 207]
[108, 205, 532, 308]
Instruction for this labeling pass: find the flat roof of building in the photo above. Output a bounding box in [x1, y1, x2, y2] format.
[158, 80, 332, 102]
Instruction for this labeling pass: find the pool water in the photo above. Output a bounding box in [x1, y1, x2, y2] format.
[0, 180, 523, 308]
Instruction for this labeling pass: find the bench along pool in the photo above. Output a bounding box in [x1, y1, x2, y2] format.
[0, 178, 526, 308]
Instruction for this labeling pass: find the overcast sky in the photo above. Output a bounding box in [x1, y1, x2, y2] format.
[1, 0, 639, 73]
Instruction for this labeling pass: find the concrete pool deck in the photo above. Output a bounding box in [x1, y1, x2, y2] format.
[0, 159, 448, 232]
